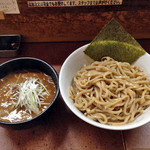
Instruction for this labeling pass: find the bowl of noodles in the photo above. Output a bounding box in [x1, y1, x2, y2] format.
[59, 44, 150, 130]
[0, 57, 59, 127]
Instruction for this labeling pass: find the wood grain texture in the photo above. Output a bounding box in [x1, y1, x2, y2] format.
[0, 39, 150, 150]
[0, 0, 150, 42]
[123, 123, 150, 150]
[0, 97, 125, 150]
[0, 11, 5, 20]
[0, 41, 125, 150]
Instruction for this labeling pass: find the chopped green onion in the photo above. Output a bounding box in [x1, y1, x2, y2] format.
[15, 77, 49, 114]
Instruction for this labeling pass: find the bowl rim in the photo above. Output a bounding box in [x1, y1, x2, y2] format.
[0, 57, 59, 125]
[59, 43, 150, 130]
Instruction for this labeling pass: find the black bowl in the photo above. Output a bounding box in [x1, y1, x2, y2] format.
[0, 57, 59, 128]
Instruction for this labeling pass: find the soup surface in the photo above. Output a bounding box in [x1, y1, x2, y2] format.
[0, 70, 56, 123]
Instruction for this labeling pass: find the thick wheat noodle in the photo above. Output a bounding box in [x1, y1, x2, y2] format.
[69, 57, 150, 125]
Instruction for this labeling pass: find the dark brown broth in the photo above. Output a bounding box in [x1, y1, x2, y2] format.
[0, 70, 56, 123]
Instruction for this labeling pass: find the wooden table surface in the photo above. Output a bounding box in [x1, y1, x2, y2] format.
[0, 39, 150, 150]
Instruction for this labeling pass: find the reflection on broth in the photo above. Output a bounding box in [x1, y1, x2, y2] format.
[0, 70, 56, 123]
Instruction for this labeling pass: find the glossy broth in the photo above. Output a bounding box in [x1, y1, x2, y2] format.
[0, 70, 56, 123]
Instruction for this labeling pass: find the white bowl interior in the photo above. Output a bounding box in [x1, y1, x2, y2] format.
[59, 44, 150, 130]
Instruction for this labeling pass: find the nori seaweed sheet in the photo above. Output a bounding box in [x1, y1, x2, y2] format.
[84, 18, 146, 64]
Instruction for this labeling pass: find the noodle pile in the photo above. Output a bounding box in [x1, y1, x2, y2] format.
[69, 57, 150, 125]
